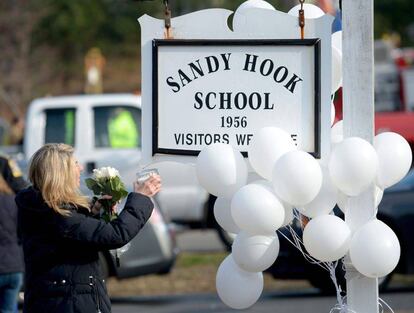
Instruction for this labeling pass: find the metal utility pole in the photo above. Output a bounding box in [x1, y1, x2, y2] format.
[342, 1, 379, 312]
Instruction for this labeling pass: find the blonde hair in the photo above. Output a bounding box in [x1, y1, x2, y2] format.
[28, 143, 89, 215]
[0, 174, 13, 195]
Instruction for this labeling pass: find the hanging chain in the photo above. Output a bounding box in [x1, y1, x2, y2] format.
[163, 0, 172, 38]
[298, 0, 305, 39]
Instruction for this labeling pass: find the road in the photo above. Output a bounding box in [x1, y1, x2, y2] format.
[111, 287, 414, 313]
[110, 230, 414, 312]
[17, 230, 414, 312]
[176, 229, 226, 252]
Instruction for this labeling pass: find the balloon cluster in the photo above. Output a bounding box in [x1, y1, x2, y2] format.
[197, 126, 411, 309]
[194, 1, 413, 310]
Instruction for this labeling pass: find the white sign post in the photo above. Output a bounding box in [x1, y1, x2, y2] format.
[343, 1, 379, 312]
[139, 7, 333, 165]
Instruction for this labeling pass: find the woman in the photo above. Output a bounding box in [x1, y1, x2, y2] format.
[0, 173, 24, 313]
[16, 143, 161, 313]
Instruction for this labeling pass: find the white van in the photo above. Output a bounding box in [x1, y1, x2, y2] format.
[23, 94, 229, 239]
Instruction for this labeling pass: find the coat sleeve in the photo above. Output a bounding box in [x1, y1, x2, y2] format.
[54, 192, 154, 249]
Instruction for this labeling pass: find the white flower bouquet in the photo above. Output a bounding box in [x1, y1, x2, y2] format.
[85, 167, 128, 223]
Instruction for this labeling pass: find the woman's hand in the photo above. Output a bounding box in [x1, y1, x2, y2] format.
[134, 174, 162, 197]
[90, 195, 114, 215]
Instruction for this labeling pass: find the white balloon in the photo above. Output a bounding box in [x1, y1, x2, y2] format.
[250, 179, 294, 227]
[237, 0, 276, 11]
[250, 179, 273, 190]
[288, 3, 325, 18]
[231, 184, 285, 235]
[332, 31, 342, 52]
[233, 0, 276, 31]
[303, 215, 351, 262]
[376, 186, 385, 206]
[272, 151, 322, 206]
[350, 219, 400, 278]
[281, 203, 294, 227]
[298, 166, 338, 218]
[331, 120, 343, 145]
[216, 255, 263, 309]
[248, 127, 297, 180]
[329, 137, 378, 196]
[214, 197, 240, 234]
[196, 143, 248, 198]
[374, 132, 413, 189]
[337, 186, 384, 213]
[331, 101, 336, 126]
[232, 232, 279, 272]
[332, 46, 342, 94]
[247, 171, 263, 183]
[336, 191, 348, 213]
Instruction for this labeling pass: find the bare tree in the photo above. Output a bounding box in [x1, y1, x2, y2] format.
[0, 0, 47, 119]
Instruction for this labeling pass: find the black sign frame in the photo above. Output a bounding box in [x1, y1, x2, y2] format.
[152, 39, 321, 158]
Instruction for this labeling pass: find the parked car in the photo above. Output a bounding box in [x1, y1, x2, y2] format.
[267, 170, 414, 293]
[97, 197, 178, 279]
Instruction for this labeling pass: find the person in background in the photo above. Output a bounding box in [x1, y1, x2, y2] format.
[8, 117, 25, 146]
[0, 172, 24, 313]
[108, 108, 138, 148]
[16, 143, 161, 313]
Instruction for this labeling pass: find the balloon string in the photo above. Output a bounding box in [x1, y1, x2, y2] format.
[280, 211, 395, 313]
[329, 295, 357, 313]
[278, 211, 353, 313]
[378, 297, 395, 313]
[328, 297, 394, 313]
[279, 212, 332, 272]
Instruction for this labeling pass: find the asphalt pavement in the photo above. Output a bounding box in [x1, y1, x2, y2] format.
[19, 230, 414, 312]
[176, 229, 226, 252]
[111, 287, 414, 313]
[111, 229, 414, 313]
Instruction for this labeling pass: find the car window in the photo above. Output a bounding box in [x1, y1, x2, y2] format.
[45, 108, 76, 146]
[93, 105, 141, 149]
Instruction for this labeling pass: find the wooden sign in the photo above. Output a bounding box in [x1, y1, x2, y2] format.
[139, 8, 333, 164]
[153, 39, 321, 157]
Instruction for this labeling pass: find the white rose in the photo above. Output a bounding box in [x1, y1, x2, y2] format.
[92, 168, 104, 180]
[93, 167, 120, 180]
[107, 167, 120, 178]
[100, 167, 110, 178]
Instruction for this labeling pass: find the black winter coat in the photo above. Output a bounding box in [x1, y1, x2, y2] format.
[0, 193, 24, 274]
[16, 187, 154, 313]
